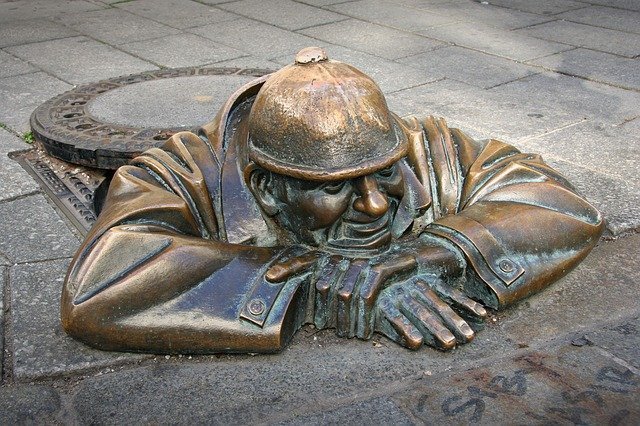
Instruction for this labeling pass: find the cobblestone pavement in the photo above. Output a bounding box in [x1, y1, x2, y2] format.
[1, 0, 639, 423]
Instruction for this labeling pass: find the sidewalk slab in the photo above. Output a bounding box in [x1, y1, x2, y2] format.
[117, 0, 239, 29]
[517, 20, 640, 58]
[273, 45, 444, 94]
[119, 33, 245, 68]
[585, 0, 640, 11]
[0, 72, 72, 134]
[0, 18, 78, 48]
[0, 195, 79, 264]
[407, 1, 552, 30]
[517, 120, 640, 186]
[530, 48, 640, 91]
[391, 342, 640, 424]
[53, 8, 180, 45]
[211, 55, 281, 71]
[556, 5, 640, 34]
[0, 129, 29, 155]
[0, 385, 62, 424]
[418, 22, 571, 61]
[327, 0, 458, 31]
[400, 45, 539, 89]
[489, 72, 640, 126]
[6, 36, 158, 85]
[386, 78, 580, 142]
[189, 18, 320, 59]
[0, 51, 35, 80]
[301, 19, 446, 60]
[487, 0, 588, 15]
[220, 0, 346, 31]
[278, 397, 412, 425]
[0, 154, 39, 203]
[10, 258, 148, 380]
[0, 0, 104, 23]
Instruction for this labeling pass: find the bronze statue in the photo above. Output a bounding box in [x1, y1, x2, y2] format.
[61, 47, 604, 353]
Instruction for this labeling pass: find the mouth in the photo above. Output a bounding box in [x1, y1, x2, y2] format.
[326, 204, 395, 253]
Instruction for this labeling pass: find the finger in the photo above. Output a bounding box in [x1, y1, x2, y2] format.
[400, 295, 456, 350]
[313, 256, 344, 329]
[357, 255, 416, 340]
[336, 260, 367, 338]
[265, 252, 319, 282]
[414, 280, 474, 343]
[432, 280, 487, 320]
[377, 297, 424, 350]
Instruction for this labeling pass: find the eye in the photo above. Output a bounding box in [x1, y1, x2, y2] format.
[375, 165, 395, 178]
[322, 180, 346, 195]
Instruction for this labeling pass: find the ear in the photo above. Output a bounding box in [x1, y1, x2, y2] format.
[247, 167, 281, 217]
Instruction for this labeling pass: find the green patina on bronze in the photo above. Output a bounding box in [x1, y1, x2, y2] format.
[61, 47, 604, 353]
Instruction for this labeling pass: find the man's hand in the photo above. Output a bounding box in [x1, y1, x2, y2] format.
[263, 235, 477, 347]
[376, 278, 487, 350]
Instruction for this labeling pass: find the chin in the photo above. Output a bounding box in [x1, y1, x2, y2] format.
[324, 208, 394, 256]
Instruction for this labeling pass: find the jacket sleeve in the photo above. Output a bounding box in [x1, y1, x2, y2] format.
[61, 132, 308, 354]
[409, 116, 604, 309]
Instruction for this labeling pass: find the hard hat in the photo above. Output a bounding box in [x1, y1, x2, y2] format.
[247, 47, 407, 181]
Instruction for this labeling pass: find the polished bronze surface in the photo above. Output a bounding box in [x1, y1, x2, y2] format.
[61, 47, 604, 354]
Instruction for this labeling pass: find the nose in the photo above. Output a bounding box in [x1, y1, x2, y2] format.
[353, 175, 389, 217]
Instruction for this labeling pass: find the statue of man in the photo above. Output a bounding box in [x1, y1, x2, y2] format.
[61, 48, 603, 353]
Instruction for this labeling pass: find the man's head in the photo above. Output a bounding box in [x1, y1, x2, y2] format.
[246, 47, 410, 253]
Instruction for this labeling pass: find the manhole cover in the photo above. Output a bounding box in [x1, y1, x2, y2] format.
[30, 66, 272, 170]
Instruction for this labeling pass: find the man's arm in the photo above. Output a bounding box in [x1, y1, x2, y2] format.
[413, 116, 604, 309]
[62, 132, 309, 353]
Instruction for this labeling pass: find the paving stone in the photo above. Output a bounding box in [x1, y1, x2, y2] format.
[0, 71, 72, 134]
[301, 19, 445, 60]
[220, 0, 346, 31]
[117, 0, 239, 29]
[273, 44, 444, 93]
[391, 341, 640, 424]
[556, 5, 640, 35]
[119, 33, 245, 68]
[10, 258, 147, 380]
[543, 159, 640, 236]
[296, 0, 353, 5]
[531, 48, 640, 91]
[0, 195, 80, 264]
[211, 55, 282, 71]
[6, 36, 157, 85]
[0, 0, 104, 23]
[386, 78, 580, 142]
[489, 72, 640, 126]
[579, 0, 640, 12]
[1, 116, 31, 154]
[517, 120, 640, 186]
[581, 315, 640, 370]
[189, 17, 322, 59]
[69, 327, 514, 424]
[53, 8, 180, 45]
[487, 0, 588, 15]
[0, 18, 78, 48]
[418, 21, 571, 61]
[327, 0, 458, 32]
[518, 20, 640, 58]
[0, 253, 9, 266]
[277, 397, 413, 425]
[0, 385, 62, 423]
[403, 1, 553, 30]
[0, 50, 35, 79]
[1, 265, 4, 375]
[400, 45, 539, 89]
[0, 152, 40, 203]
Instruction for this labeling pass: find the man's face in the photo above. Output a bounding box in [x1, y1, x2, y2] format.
[270, 162, 405, 253]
